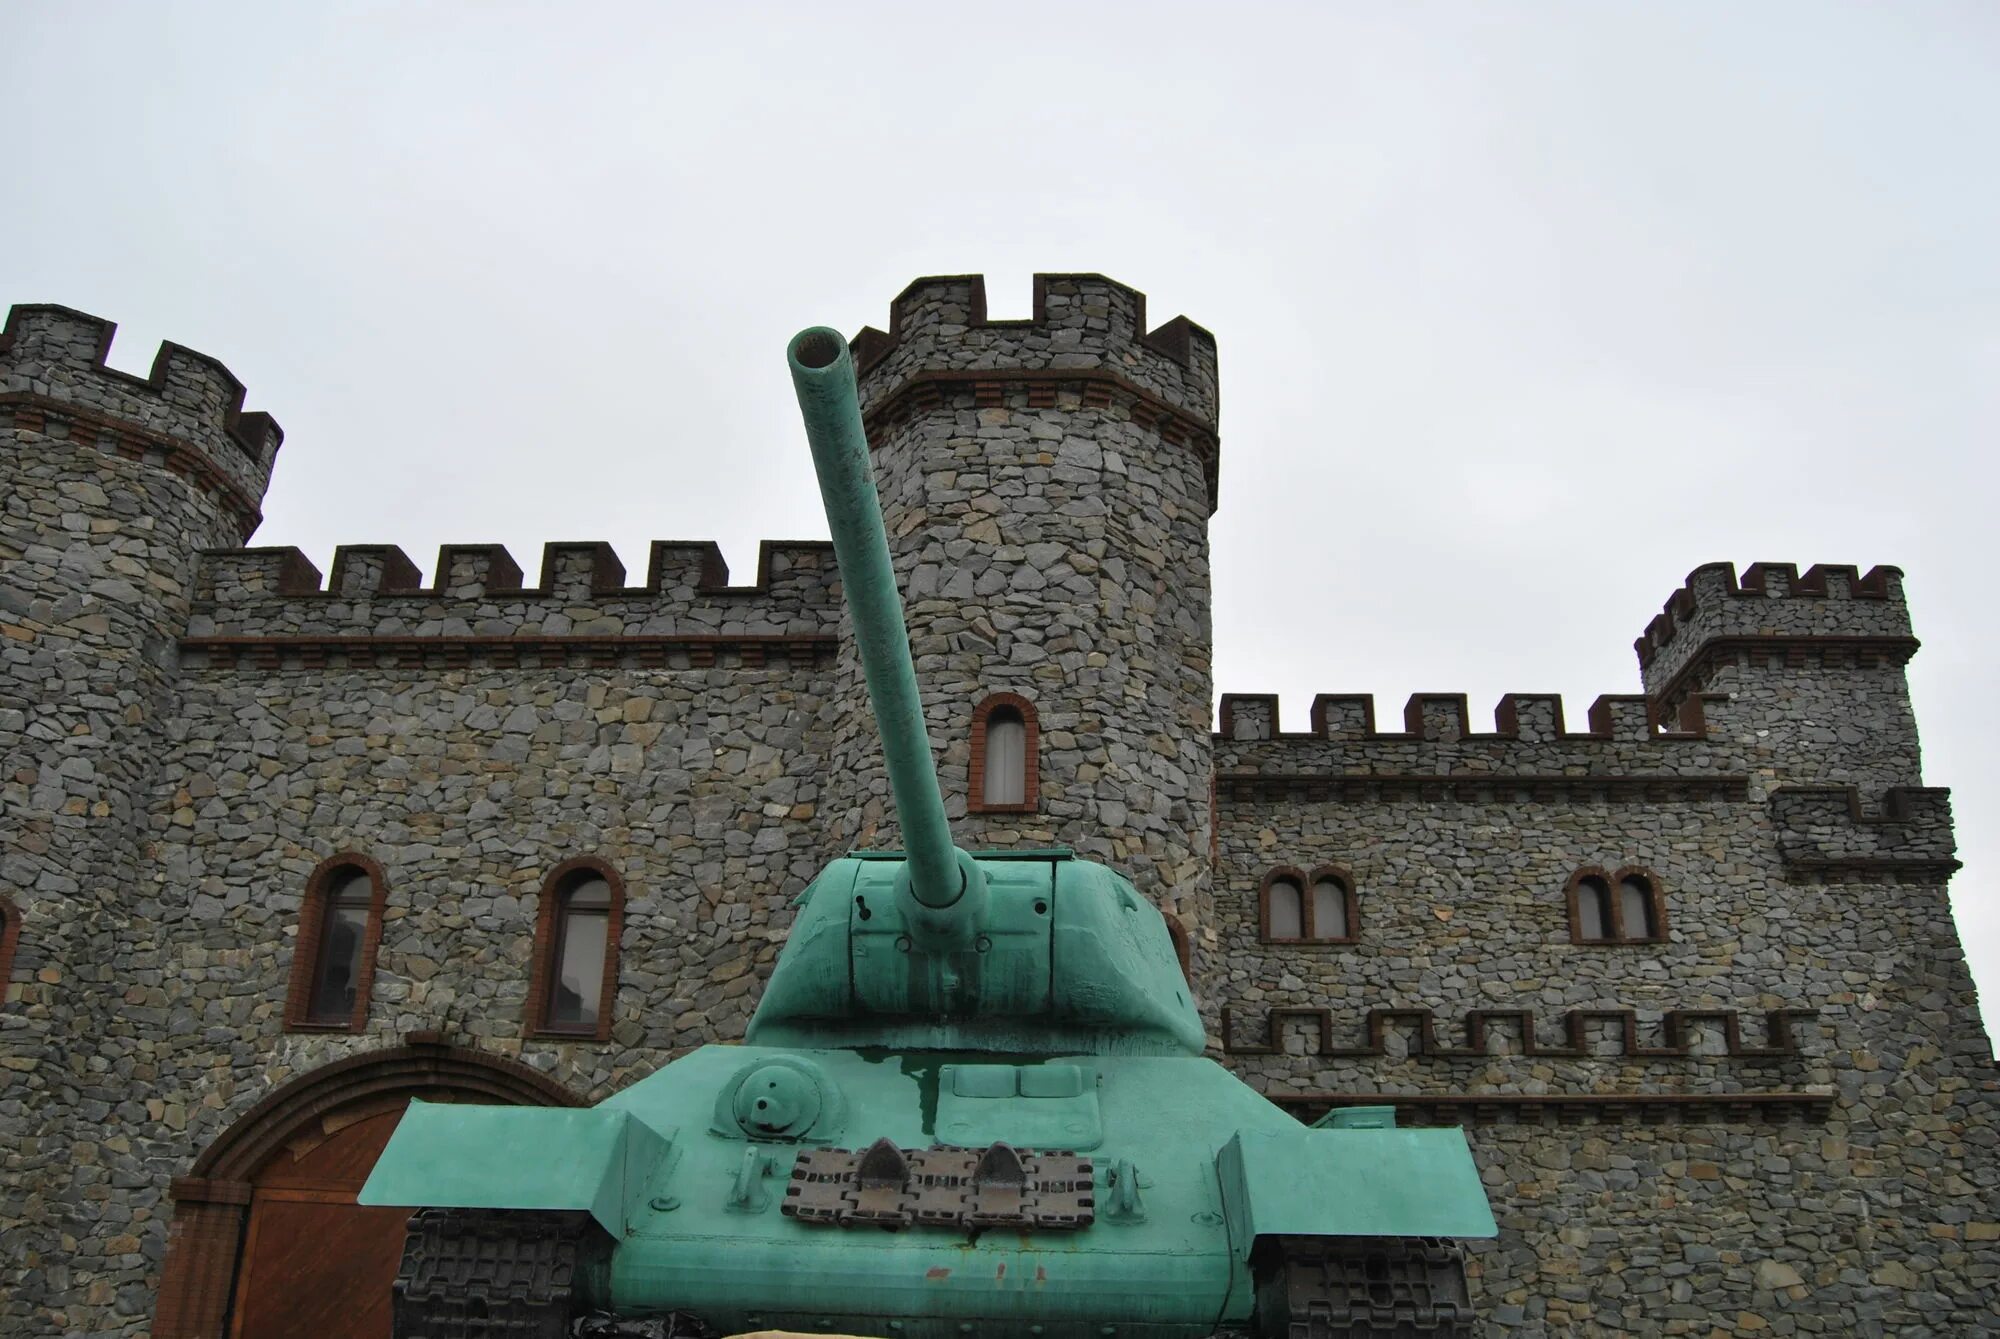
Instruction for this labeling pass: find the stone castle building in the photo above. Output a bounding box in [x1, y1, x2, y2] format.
[0, 275, 1994, 1336]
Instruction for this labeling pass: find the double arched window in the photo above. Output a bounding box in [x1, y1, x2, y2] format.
[969, 693, 1039, 813]
[1567, 867, 1667, 945]
[526, 858, 625, 1040]
[284, 854, 388, 1032]
[1259, 866, 1360, 944]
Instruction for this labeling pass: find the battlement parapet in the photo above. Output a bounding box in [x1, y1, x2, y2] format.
[1, 304, 281, 521]
[1636, 562, 1913, 697]
[184, 540, 839, 665]
[850, 274, 1219, 430]
[1770, 786, 1959, 880]
[1213, 692, 1750, 801]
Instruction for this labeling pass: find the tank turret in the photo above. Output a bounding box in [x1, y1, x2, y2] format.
[360, 319, 1498, 1339]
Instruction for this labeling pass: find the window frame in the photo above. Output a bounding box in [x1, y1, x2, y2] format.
[1259, 864, 1361, 945]
[1566, 865, 1669, 946]
[968, 692, 1040, 814]
[525, 857, 625, 1042]
[282, 853, 388, 1034]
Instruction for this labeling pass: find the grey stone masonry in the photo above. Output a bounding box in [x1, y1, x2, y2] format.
[1, 281, 1996, 1338]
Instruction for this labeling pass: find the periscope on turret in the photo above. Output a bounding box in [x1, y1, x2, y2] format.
[355, 324, 1498, 1339]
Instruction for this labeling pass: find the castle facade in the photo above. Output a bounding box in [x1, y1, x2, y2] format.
[1, 275, 1994, 1336]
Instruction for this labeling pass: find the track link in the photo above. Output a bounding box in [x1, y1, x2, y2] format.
[1255, 1235, 1475, 1339]
[391, 1207, 602, 1339]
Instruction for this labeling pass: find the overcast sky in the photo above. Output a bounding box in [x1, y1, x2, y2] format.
[8, 2, 1996, 1025]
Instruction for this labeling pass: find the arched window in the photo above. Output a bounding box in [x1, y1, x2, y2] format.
[1307, 866, 1360, 943]
[0, 895, 21, 1006]
[1262, 866, 1359, 944]
[1260, 868, 1306, 941]
[284, 854, 387, 1032]
[1568, 866, 1667, 945]
[969, 692, 1039, 813]
[527, 858, 625, 1040]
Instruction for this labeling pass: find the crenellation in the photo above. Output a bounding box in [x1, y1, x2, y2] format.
[0, 303, 282, 499]
[327, 543, 423, 596]
[1224, 690, 1720, 747]
[850, 273, 1220, 429]
[537, 540, 626, 597]
[437, 543, 524, 595]
[1637, 560, 1912, 693]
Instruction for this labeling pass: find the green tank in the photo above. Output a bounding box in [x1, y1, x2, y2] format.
[359, 326, 1498, 1339]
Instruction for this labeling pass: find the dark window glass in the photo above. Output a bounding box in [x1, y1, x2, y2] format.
[1576, 877, 1612, 941]
[548, 875, 612, 1029]
[1267, 878, 1304, 940]
[1312, 877, 1349, 939]
[307, 868, 373, 1023]
[1619, 876, 1657, 940]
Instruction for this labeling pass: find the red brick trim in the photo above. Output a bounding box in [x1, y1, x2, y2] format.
[0, 894, 20, 1001]
[155, 1039, 581, 1339]
[1566, 865, 1669, 946]
[0, 395, 266, 541]
[1222, 1005, 1813, 1058]
[282, 853, 387, 1033]
[524, 857, 625, 1043]
[179, 632, 837, 672]
[1637, 561, 1904, 669]
[1647, 634, 1921, 713]
[967, 692, 1040, 814]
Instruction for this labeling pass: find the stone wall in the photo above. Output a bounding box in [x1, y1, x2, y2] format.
[2, 285, 1996, 1338]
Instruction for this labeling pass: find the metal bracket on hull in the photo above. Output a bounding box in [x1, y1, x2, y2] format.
[783, 1137, 1095, 1229]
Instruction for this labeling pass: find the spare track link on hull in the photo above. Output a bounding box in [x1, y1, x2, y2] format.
[1257, 1236, 1475, 1339]
[392, 1207, 602, 1339]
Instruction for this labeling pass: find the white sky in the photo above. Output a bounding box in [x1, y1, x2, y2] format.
[7, 2, 1996, 1028]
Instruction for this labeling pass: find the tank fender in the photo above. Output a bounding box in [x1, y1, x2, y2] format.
[1216, 1126, 1498, 1250]
[358, 1100, 674, 1238]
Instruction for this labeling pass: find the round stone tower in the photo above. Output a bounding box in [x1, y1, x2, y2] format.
[0, 305, 280, 1330]
[819, 274, 1220, 948]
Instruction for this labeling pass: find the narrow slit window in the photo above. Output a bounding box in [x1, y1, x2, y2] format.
[983, 707, 1027, 806]
[285, 855, 386, 1032]
[1312, 877, 1349, 940]
[1575, 876, 1612, 942]
[307, 869, 373, 1023]
[1267, 878, 1304, 940]
[1619, 875, 1658, 941]
[547, 875, 612, 1031]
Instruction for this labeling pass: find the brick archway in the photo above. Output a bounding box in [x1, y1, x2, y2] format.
[154, 1034, 582, 1339]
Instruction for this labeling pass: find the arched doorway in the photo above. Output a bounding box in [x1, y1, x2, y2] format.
[154, 1034, 581, 1339]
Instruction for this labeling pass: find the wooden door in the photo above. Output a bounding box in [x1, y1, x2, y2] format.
[229, 1104, 413, 1339]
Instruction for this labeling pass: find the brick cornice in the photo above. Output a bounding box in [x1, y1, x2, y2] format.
[1, 393, 265, 540]
[861, 368, 1222, 513]
[179, 632, 837, 672]
[1651, 634, 1921, 709]
[1216, 772, 1750, 804]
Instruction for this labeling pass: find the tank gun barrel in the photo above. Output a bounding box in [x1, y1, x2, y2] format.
[787, 327, 967, 914]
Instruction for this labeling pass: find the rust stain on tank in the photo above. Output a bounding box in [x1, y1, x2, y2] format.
[926, 1267, 951, 1280]
[1035, 1265, 1048, 1286]
[995, 1262, 1007, 1282]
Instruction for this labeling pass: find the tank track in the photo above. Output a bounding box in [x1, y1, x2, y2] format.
[1255, 1236, 1474, 1339]
[391, 1207, 604, 1339]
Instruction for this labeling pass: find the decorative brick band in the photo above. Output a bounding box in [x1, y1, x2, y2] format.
[1649, 634, 1922, 711]
[861, 369, 1222, 512]
[1221, 1006, 1816, 1059]
[178, 633, 838, 672]
[1772, 785, 1959, 881]
[1268, 1090, 1835, 1126]
[1, 394, 265, 540]
[1215, 772, 1751, 805]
